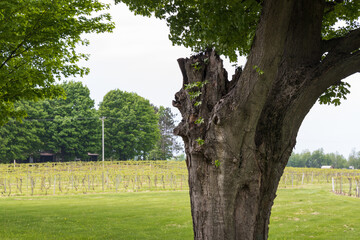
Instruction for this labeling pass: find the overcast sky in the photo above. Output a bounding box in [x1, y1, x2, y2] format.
[75, 2, 360, 158]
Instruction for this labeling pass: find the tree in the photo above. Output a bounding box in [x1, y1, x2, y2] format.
[0, 101, 45, 163]
[43, 81, 101, 161]
[287, 151, 308, 168]
[305, 149, 328, 168]
[287, 150, 348, 168]
[0, 81, 101, 162]
[0, 0, 114, 125]
[99, 90, 159, 160]
[348, 150, 360, 169]
[119, 0, 360, 239]
[148, 106, 182, 160]
[326, 152, 348, 169]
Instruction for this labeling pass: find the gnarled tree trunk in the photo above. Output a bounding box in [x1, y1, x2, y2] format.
[174, 51, 296, 240]
[173, 1, 360, 239]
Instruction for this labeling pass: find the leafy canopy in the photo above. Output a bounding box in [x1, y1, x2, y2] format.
[0, 81, 100, 163]
[0, 0, 114, 125]
[44, 81, 100, 160]
[99, 90, 160, 160]
[117, 0, 359, 105]
[116, 0, 359, 62]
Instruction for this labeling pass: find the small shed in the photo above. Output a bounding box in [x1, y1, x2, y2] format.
[87, 153, 99, 161]
[39, 152, 55, 162]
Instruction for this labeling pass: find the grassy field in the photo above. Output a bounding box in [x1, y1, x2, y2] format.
[1, 185, 360, 239]
[269, 185, 360, 239]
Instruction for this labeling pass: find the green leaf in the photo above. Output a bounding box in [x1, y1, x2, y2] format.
[195, 138, 205, 146]
[253, 65, 264, 75]
[318, 82, 351, 106]
[194, 101, 202, 107]
[0, 0, 114, 125]
[215, 159, 221, 168]
[194, 117, 204, 125]
[188, 91, 202, 100]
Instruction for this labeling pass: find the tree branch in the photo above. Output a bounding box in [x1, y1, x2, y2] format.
[0, 6, 49, 70]
[318, 51, 360, 90]
[322, 28, 360, 55]
[324, 0, 344, 15]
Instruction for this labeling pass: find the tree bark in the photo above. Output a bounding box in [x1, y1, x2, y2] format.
[173, 1, 360, 239]
[174, 51, 291, 240]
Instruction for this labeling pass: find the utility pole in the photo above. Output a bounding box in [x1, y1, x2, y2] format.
[100, 117, 105, 162]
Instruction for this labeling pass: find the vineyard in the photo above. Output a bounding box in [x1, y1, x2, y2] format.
[1, 162, 360, 197]
[0, 161, 188, 196]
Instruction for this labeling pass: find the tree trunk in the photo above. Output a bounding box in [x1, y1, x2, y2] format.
[172, 1, 340, 239]
[174, 51, 295, 240]
[172, 0, 360, 237]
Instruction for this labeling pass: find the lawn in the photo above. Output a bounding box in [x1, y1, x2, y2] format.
[269, 185, 360, 239]
[0, 192, 193, 240]
[0, 185, 359, 239]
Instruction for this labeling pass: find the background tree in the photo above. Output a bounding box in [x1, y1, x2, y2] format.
[0, 101, 45, 163]
[118, 0, 360, 239]
[0, 0, 114, 125]
[288, 149, 348, 168]
[348, 150, 360, 169]
[99, 90, 159, 160]
[0, 81, 101, 162]
[43, 81, 101, 161]
[287, 151, 310, 168]
[148, 106, 182, 160]
[326, 152, 348, 169]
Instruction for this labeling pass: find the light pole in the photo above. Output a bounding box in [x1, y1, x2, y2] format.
[100, 117, 105, 162]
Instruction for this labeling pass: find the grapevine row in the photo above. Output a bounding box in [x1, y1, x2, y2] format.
[1, 162, 360, 196]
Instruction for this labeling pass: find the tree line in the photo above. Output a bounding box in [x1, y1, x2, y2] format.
[0, 81, 181, 163]
[287, 149, 360, 169]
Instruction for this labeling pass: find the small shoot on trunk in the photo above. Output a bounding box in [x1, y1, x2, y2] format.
[215, 160, 221, 168]
[196, 138, 205, 146]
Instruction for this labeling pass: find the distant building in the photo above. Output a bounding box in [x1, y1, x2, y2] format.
[39, 152, 56, 162]
[321, 165, 333, 169]
[26, 152, 99, 163]
[349, 166, 355, 170]
[86, 153, 99, 161]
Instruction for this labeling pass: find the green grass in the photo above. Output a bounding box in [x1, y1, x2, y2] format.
[269, 185, 360, 240]
[0, 186, 359, 239]
[0, 191, 193, 240]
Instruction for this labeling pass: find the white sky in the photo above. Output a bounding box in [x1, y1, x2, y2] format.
[75, 2, 360, 158]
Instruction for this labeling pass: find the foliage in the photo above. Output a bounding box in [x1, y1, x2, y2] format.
[195, 138, 204, 146]
[43, 81, 101, 161]
[184, 80, 209, 91]
[0, 101, 47, 162]
[148, 106, 182, 160]
[253, 65, 264, 75]
[319, 81, 351, 106]
[117, 0, 359, 107]
[0, 81, 100, 163]
[348, 149, 360, 169]
[287, 149, 348, 169]
[99, 90, 160, 160]
[116, 0, 359, 62]
[321, 0, 360, 40]
[0, 0, 114, 125]
[116, 0, 262, 61]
